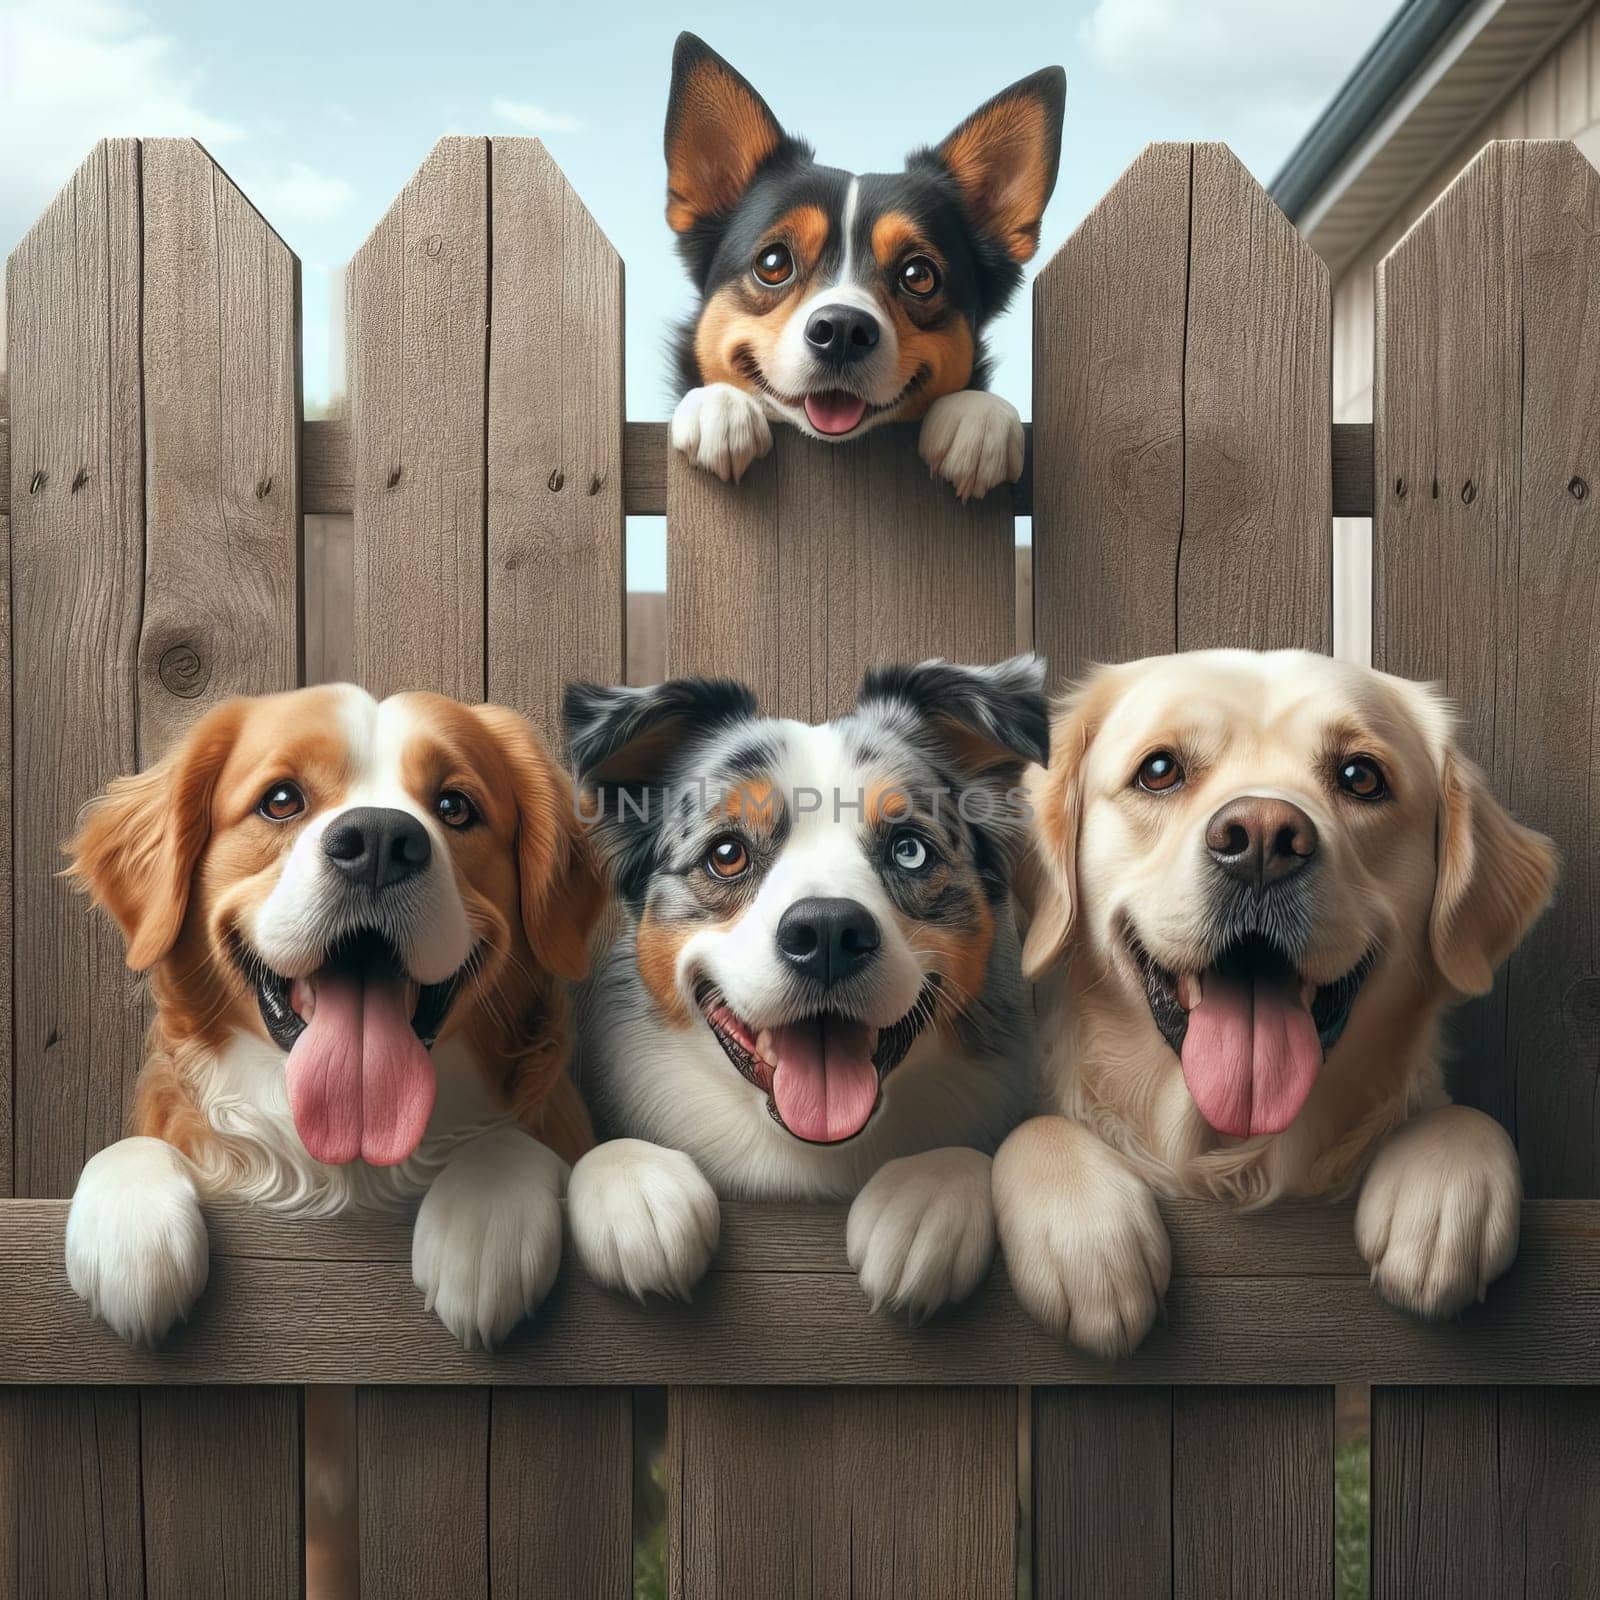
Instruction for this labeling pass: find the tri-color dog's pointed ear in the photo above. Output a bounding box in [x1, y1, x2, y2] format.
[928, 67, 1066, 264]
[664, 33, 787, 235]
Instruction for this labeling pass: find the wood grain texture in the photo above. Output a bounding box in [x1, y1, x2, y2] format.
[6, 139, 144, 1197]
[1375, 141, 1600, 1192]
[488, 1389, 632, 1599]
[668, 425, 1014, 720]
[0, 511, 10, 1199]
[668, 1387, 1015, 1599]
[138, 138, 301, 757]
[1033, 142, 1330, 685]
[1372, 1387, 1600, 1598]
[140, 1387, 302, 1600]
[487, 138, 624, 740]
[349, 136, 488, 700]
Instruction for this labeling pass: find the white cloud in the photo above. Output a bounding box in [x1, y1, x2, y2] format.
[489, 97, 585, 135]
[246, 162, 357, 224]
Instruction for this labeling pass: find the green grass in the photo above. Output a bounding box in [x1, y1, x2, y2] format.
[1335, 1435, 1371, 1600]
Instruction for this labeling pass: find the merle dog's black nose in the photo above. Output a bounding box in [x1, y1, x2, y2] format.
[776, 897, 882, 985]
[1205, 796, 1318, 888]
[323, 806, 432, 890]
[804, 303, 880, 366]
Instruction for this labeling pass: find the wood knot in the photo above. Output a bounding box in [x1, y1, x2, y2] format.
[1460, 480, 1477, 505]
[548, 468, 565, 493]
[387, 466, 403, 489]
[425, 235, 444, 258]
[28, 469, 45, 495]
[1569, 476, 1588, 501]
[70, 467, 89, 494]
[158, 642, 210, 699]
[1394, 477, 1406, 499]
[255, 474, 273, 500]
[588, 474, 603, 496]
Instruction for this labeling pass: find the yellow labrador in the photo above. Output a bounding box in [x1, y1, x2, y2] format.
[997, 650, 1557, 1358]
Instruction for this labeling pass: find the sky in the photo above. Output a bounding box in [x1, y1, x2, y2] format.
[1, 0, 1399, 586]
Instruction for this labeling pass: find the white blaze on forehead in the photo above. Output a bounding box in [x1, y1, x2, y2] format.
[839, 176, 861, 283]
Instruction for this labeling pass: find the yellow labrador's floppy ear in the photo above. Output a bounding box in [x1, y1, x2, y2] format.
[1429, 750, 1558, 996]
[474, 704, 608, 985]
[65, 699, 247, 971]
[664, 33, 788, 235]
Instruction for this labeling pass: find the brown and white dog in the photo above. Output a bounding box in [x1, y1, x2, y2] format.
[998, 650, 1557, 1358]
[64, 685, 604, 1348]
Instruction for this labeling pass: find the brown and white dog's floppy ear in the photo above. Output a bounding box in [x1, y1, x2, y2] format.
[1429, 747, 1558, 997]
[474, 704, 607, 985]
[66, 699, 247, 971]
[929, 67, 1066, 264]
[664, 33, 787, 235]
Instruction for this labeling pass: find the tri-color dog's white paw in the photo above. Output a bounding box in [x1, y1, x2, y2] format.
[411, 1128, 566, 1350]
[65, 1136, 210, 1346]
[846, 1147, 996, 1322]
[993, 1117, 1170, 1360]
[1355, 1105, 1520, 1320]
[671, 383, 773, 484]
[918, 390, 1025, 502]
[567, 1138, 721, 1301]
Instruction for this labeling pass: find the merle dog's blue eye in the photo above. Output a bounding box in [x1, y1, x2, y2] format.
[890, 831, 932, 872]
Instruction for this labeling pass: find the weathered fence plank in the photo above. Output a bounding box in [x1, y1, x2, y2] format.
[487, 138, 625, 740]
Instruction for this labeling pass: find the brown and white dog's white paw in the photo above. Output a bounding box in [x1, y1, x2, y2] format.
[993, 1116, 1171, 1360]
[918, 390, 1024, 502]
[567, 1138, 721, 1301]
[847, 1147, 995, 1322]
[671, 383, 774, 484]
[1355, 1105, 1520, 1319]
[66, 1136, 209, 1346]
[411, 1128, 566, 1350]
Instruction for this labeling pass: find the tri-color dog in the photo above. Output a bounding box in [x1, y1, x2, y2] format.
[664, 33, 1065, 500]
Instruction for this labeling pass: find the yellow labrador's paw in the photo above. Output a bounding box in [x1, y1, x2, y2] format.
[993, 1118, 1170, 1360]
[847, 1147, 995, 1322]
[65, 1137, 209, 1346]
[917, 390, 1025, 501]
[670, 383, 773, 483]
[412, 1129, 566, 1350]
[1356, 1105, 1520, 1319]
[567, 1138, 720, 1302]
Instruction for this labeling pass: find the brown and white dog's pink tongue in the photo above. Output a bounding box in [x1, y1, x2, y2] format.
[1180, 967, 1321, 1138]
[769, 1016, 879, 1143]
[285, 967, 436, 1166]
[803, 390, 867, 436]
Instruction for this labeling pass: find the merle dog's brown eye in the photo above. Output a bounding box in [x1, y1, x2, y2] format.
[1337, 756, 1388, 801]
[753, 243, 794, 286]
[437, 790, 477, 828]
[1136, 752, 1183, 793]
[706, 836, 750, 879]
[259, 781, 305, 822]
[899, 255, 940, 297]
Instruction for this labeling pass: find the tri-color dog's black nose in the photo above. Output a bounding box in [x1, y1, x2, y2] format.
[323, 806, 432, 891]
[776, 897, 882, 985]
[804, 303, 880, 366]
[1205, 796, 1318, 888]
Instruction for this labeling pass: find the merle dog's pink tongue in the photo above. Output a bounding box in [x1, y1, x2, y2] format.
[769, 1016, 879, 1142]
[285, 967, 436, 1166]
[803, 391, 867, 436]
[1181, 968, 1322, 1138]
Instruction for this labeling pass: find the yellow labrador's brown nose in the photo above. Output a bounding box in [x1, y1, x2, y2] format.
[1205, 797, 1318, 888]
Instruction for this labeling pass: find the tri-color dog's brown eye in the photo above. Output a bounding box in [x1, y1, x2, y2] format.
[706, 836, 750, 880]
[1136, 752, 1183, 793]
[1337, 756, 1388, 801]
[436, 790, 477, 828]
[258, 781, 305, 822]
[753, 243, 794, 287]
[898, 255, 940, 297]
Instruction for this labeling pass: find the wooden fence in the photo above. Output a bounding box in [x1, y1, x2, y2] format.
[1, 135, 1598, 1598]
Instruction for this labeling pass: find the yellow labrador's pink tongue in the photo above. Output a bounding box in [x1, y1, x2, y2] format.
[285, 968, 436, 1166]
[1180, 968, 1321, 1138]
[769, 1016, 879, 1143]
[803, 390, 867, 436]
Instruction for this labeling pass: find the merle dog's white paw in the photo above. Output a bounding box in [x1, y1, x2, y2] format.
[1356, 1105, 1520, 1319]
[671, 383, 773, 483]
[918, 390, 1025, 501]
[66, 1136, 209, 1346]
[847, 1147, 996, 1322]
[567, 1138, 721, 1300]
[412, 1128, 566, 1350]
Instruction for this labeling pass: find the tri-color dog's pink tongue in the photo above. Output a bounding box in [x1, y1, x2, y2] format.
[284, 968, 436, 1167]
[769, 1016, 879, 1143]
[1180, 968, 1322, 1138]
[803, 390, 867, 436]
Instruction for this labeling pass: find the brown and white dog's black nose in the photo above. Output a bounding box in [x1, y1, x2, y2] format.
[777, 897, 882, 985]
[1205, 797, 1318, 888]
[323, 806, 432, 891]
[804, 304, 880, 368]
